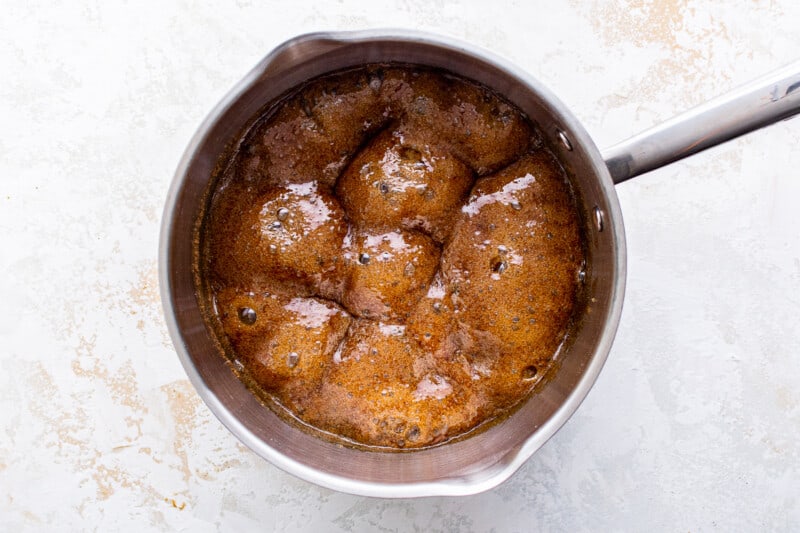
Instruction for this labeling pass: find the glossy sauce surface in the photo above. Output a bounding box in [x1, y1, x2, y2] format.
[198, 65, 585, 449]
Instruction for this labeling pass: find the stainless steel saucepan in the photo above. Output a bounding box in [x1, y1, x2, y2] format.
[159, 30, 800, 498]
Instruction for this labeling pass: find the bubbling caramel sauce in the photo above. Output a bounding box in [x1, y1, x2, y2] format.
[197, 64, 585, 449]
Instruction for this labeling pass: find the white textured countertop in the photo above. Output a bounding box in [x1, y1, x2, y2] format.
[2, 1, 799, 531]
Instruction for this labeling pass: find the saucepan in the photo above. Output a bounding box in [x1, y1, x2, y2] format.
[159, 30, 800, 497]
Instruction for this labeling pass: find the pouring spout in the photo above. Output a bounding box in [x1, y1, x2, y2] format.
[602, 61, 800, 185]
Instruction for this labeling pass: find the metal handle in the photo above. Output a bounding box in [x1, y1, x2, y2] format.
[603, 61, 800, 184]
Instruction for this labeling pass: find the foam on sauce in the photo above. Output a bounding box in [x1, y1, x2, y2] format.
[461, 173, 536, 216]
[197, 64, 585, 450]
[284, 297, 342, 329]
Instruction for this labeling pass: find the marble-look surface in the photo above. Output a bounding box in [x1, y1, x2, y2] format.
[2, 1, 799, 531]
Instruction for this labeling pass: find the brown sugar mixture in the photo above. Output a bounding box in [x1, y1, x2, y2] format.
[197, 64, 585, 449]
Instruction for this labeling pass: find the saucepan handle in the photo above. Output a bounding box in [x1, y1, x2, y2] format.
[602, 61, 800, 184]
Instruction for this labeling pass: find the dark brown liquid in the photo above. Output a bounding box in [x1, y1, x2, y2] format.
[197, 64, 585, 449]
